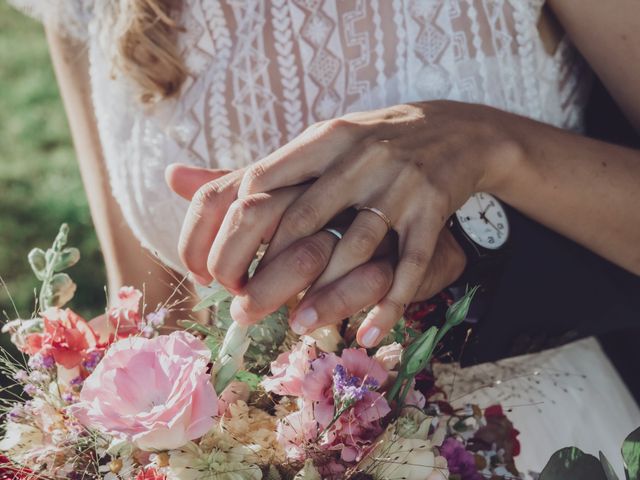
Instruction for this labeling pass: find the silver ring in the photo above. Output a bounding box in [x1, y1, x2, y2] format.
[358, 206, 392, 231]
[323, 228, 343, 240]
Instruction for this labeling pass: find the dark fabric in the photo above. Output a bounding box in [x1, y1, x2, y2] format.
[459, 77, 640, 405]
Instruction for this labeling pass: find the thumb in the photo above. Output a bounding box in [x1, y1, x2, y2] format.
[165, 163, 231, 200]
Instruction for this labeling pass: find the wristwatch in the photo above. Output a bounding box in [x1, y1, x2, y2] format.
[448, 192, 511, 287]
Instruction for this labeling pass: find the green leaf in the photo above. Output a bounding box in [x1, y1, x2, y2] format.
[28, 248, 47, 280]
[234, 370, 262, 391]
[599, 452, 620, 480]
[204, 336, 220, 358]
[177, 320, 219, 337]
[622, 426, 640, 480]
[539, 447, 607, 480]
[53, 247, 80, 271]
[193, 283, 232, 312]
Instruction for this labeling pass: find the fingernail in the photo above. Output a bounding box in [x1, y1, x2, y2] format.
[230, 298, 251, 325]
[291, 307, 317, 335]
[361, 327, 381, 348]
[190, 272, 210, 286]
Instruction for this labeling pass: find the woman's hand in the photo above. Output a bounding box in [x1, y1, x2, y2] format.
[175, 101, 519, 346]
[229, 101, 518, 346]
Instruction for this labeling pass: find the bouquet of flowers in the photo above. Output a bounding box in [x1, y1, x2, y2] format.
[0, 226, 637, 480]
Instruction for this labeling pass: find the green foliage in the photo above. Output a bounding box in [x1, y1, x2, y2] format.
[387, 287, 478, 407]
[623, 427, 640, 480]
[539, 447, 607, 480]
[599, 452, 620, 480]
[0, 3, 105, 321]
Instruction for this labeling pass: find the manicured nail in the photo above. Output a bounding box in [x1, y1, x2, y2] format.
[230, 298, 250, 325]
[190, 272, 210, 286]
[291, 307, 318, 335]
[361, 327, 381, 348]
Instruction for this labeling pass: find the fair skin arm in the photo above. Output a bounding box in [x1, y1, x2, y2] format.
[173, 0, 640, 347]
[46, 28, 190, 318]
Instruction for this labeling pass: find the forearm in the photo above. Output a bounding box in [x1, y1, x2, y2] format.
[45, 28, 192, 317]
[486, 111, 640, 275]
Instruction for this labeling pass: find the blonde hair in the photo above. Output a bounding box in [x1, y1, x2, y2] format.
[111, 0, 186, 104]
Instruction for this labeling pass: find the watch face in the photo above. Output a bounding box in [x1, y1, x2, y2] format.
[455, 193, 509, 250]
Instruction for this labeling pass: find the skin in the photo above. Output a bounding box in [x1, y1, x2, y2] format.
[46, 1, 640, 341]
[172, 1, 640, 347]
[46, 29, 198, 323]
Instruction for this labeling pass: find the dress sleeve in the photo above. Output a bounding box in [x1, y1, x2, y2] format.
[7, 0, 94, 42]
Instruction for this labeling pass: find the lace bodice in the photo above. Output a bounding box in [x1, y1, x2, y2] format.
[12, 0, 590, 273]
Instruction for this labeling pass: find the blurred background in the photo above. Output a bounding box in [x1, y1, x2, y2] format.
[0, 2, 106, 325]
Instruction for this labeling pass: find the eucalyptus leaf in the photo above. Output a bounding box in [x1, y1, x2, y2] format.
[53, 247, 80, 271]
[45, 273, 77, 308]
[622, 426, 640, 480]
[599, 452, 620, 480]
[28, 248, 47, 280]
[539, 447, 607, 480]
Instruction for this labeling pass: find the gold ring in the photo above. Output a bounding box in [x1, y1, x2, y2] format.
[358, 206, 392, 230]
[323, 228, 343, 240]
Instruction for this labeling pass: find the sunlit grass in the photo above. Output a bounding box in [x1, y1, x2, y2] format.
[0, 2, 106, 321]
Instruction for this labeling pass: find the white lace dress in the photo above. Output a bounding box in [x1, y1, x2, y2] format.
[11, 0, 640, 477]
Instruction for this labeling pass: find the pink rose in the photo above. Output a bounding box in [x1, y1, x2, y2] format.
[108, 286, 143, 338]
[24, 308, 99, 369]
[261, 337, 316, 397]
[71, 331, 217, 451]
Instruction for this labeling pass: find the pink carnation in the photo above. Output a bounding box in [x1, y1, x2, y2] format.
[23, 308, 99, 369]
[108, 286, 143, 338]
[71, 331, 217, 451]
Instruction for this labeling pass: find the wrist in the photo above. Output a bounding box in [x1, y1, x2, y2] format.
[475, 110, 530, 198]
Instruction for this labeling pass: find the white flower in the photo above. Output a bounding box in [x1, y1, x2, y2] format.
[307, 325, 341, 353]
[359, 420, 449, 480]
[293, 459, 321, 480]
[168, 441, 262, 480]
[0, 422, 44, 463]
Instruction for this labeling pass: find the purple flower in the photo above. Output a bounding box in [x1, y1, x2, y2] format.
[146, 308, 168, 327]
[28, 353, 55, 370]
[23, 383, 38, 396]
[81, 349, 103, 371]
[332, 364, 379, 408]
[13, 370, 28, 383]
[440, 437, 483, 480]
[8, 405, 26, 422]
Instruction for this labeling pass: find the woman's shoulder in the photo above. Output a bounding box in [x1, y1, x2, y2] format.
[8, 0, 96, 42]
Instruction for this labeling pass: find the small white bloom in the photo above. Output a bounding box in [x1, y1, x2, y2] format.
[168, 441, 262, 480]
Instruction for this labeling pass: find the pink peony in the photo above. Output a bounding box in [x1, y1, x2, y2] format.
[270, 347, 392, 463]
[261, 337, 317, 396]
[23, 308, 99, 369]
[71, 331, 218, 451]
[108, 286, 143, 338]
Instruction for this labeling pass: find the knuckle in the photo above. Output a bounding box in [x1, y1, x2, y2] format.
[326, 287, 352, 318]
[289, 238, 329, 278]
[368, 140, 394, 159]
[229, 196, 262, 227]
[281, 201, 322, 237]
[384, 296, 407, 317]
[321, 117, 357, 139]
[402, 248, 431, 270]
[242, 163, 267, 193]
[345, 224, 379, 259]
[363, 263, 392, 294]
[192, 182, 224, 210]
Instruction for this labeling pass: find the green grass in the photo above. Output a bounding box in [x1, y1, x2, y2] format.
[0, 2, 106, 321]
